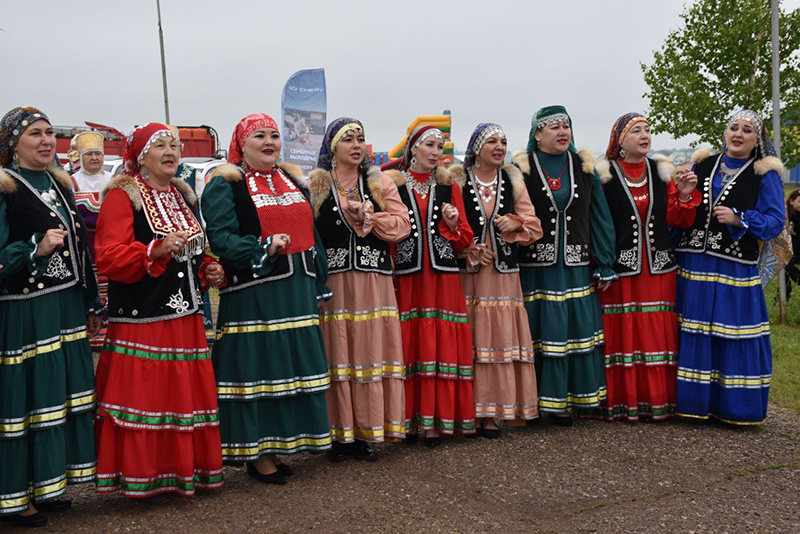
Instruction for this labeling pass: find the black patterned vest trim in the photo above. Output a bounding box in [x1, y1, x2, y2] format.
[459, 167, 518, 273]
[519, 151, 592, 267]
[676, 154, 761, 265]
[107, 197, 205, 323]
[315, 170, 392, 275]
[604, 159, 677, 277]
[0, 168, 91, 301]
[394, 173, 458, 276]
[217, 167, 315, 295]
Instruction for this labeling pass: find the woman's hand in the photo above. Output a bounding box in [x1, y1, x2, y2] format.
[713, 206, 742, 227]
[597, 280, 612, 292]
[269, 234, 291, 255]
[494, 215, 522, 233]
[442, 202, 459, 232]
[675, 165, 698, 201]
[153, 231, 189, 259]
[205, 262, 225, 288]
[346, 200, 368, 223]
[36, 229, 68, 257]
[87, 313, 102, 336]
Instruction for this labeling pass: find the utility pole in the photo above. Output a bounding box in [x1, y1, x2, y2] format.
[156, 0, 171, 124]
[772, 0, 787, 324]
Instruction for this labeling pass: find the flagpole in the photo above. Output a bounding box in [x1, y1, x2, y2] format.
[771, 0, 787, 324]
[156, 0, 171, 124]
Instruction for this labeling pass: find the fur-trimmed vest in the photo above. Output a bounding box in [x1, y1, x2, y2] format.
[675, 150, 780, 265]
[102, 174, 204, 323]
[513, 149, 594, 267]
[383, 167, 458, 276]
[210, 162, 316, 294]
[0, 166, 92, 301]
[598, 156, 678, 276]
[451, 164, 525, 273]
[309, 166, 392, 275]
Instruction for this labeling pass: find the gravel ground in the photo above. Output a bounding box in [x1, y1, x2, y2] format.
[10, 407, 800, 533]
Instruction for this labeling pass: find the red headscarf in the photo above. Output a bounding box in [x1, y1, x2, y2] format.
[122, 122, 174, 176]
[381, 124, 444, 171]
[227, 113, 280, 164]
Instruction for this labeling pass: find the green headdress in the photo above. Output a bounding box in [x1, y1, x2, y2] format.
[526, 105, 577, 153]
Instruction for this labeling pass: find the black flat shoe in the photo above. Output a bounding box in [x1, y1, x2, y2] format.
[37, 498, 72, 512]
[326, 441, 349, 463]
[527, 417, 541, 426]
[553, 415, 574, 427]
[403, 433, 418, 444]
[141, 494, 170, 505]
[464, 431, 480, 439]
[8, 512, 48, 528]
[246, 462, 287, 485]
[480, 427, 501, 439]
[350, 440, 378, 462]
[274, 462, 293, 476]
[423, 436, 442, 449]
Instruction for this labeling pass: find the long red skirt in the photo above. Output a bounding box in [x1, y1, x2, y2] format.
[95, 315, 223, 497]
[395, 267, 476, 435]
[598, 262, 678, 421]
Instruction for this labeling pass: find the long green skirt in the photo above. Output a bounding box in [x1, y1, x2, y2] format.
[0, 286, 96, 515]
[520, 262, 607, 415]
[213, 257, 331, 461]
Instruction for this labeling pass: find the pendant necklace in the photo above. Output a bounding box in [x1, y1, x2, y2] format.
[332, 168, 360, 201]
[474, 170, 499, 204]
[542, 161, 569, 191]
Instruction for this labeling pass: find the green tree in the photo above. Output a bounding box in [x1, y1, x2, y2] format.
[642, 0, 800, 167]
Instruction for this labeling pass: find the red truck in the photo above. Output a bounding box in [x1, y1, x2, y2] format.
[54, 122, 224, 159]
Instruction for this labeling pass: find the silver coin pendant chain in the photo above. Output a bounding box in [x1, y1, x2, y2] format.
[407, 171, 435, 199]
[475, 173, 498, 204]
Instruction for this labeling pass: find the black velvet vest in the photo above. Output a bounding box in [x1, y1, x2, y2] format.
[459, 167, 518, 273]
[217, 168, 315, 294]
[604, 159, 677, 276]
[0, 168, 91, 301]
[107, 185, 204, 323]
[393, 174, 458, 276]
[315, 170, 392, 275]
[676, 154, 762, 265]
[519, 151, 592, 267]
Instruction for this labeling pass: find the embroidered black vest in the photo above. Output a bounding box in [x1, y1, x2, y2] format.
[604, 159, 677, 276]
[0, 168, 92, 301]
[393, 173, 459, 276]
[217, 168, 316, 294]
[519, 151, 592, 267]
[458, 167, 518, 273]
[107, 187, 204, 323]
[315, 171, 392, 275]
[676, 154, 762, 265]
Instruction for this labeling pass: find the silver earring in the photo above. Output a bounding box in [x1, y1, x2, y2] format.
[11, 152, 19, 170]
[331, 157, 337, 169]
[140, 167, 149, 179]
[475, 159, 481, 169]
[619, 148, 627, 158]
[410, 157, 417, 170]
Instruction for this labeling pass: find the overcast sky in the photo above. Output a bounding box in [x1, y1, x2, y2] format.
[2, 0, 798, 156]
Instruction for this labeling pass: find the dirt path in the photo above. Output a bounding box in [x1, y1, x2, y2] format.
[16, 407, 800, 533]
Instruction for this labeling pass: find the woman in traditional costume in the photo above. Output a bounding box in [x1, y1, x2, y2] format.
[0, 107, 102, 527]
[671, 110, 784, 425]
[382, 125, 476, 446]
[513, 105, 617, 426]
[202, 113, 331, 484]
[309, 118, 410, 461]
[94, 123, 224, 501]
[594, 113, 689, 422]
[70, 131, 113, 351]
[450, 123, 542, 437]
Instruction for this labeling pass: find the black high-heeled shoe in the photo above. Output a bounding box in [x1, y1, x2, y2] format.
[8, 512, 48, 528]
[350, 440, 378, 462]
[274, 462, 294, 476]
[246, 462, 287, 485]
[37, 498, 72, 512]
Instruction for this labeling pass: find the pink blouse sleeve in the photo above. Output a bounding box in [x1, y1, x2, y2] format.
[500, 187, 543, 246]
[344, 173, 411, 243]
